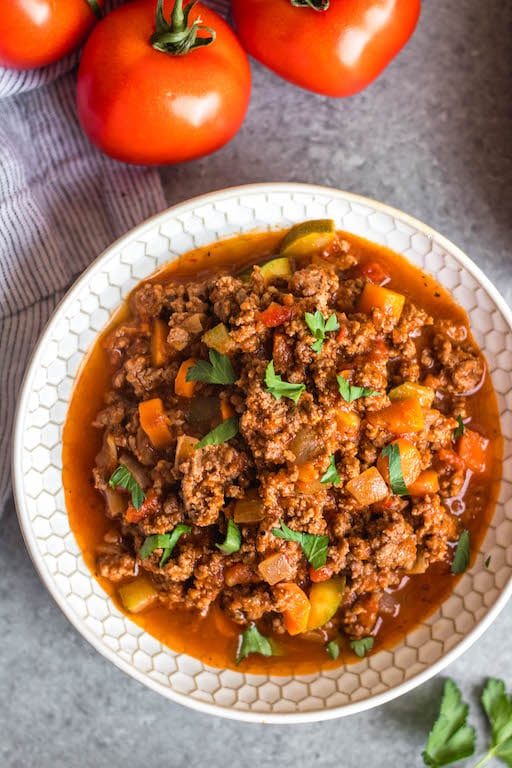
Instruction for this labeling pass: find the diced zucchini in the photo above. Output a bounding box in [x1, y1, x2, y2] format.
[259, 256, 292, 284]
[280, 219, 336, 258]
[201, 323, 233, 354]
[388, 381, 435, 408]
[307, 577, 346, 630]
[118, 577, 158, 613]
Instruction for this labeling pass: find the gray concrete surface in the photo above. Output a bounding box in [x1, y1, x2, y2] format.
[2, 0, 511, 765]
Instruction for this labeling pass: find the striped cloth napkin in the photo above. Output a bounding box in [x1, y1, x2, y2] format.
[0, 0, 230, 512]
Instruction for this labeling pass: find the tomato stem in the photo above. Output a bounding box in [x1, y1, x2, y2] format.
[290, 0, 329, 10]
[84, 0, 103, 20]
[151, 0, 216, 55]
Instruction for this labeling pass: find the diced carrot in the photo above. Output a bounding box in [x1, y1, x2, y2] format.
[258, 302, 295, 328]
[335, 409, 361, 439]
[258, 553, 294, 585]
[407, 469, 440, 496]
[278, 582, 311, 636]
[150, 318, 171, 367]
[174, 358, 197, 398]
[355, 261, 390, 286]
[296, 461, 319, 486]
[346, 467, 389, 505]
[457, 429, 489, 474]
[296, 465, 323, 494]
[377, 438, 422, 488]
[367, 397, 424, 434]
[220, 401, 235, 421]
[437, 448, 464, 470]
[357, 282, 405, 323]
[307, 577, 345, 630]
[309, 564, 333, 583]
[138, 398, 173, 449]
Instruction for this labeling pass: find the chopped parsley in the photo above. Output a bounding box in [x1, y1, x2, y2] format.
[139, 524, 192, 567]
[337, 375, 379, 403]
[305, 310, 339, 353]
[326, 640, 340, 660]
[350, 637, 374, 658]
[109, 465, 146, 511]
[381, 442, 408, 496]
[265, 360, 306, 404]
[485, 555, 491, 569]
[320, 455, 341, 487]
[236, 624, 273, 665]
[453, 414, 466, 441]
[194, 416, 239, 450]
[451, 530, 470, 574]
[216, 519, 241, 555]
[186, 349, 236, 385]
[272, 520, 328, 570]
[422, 679, 475, 766]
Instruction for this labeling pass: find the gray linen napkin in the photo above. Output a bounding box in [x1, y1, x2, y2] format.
[0, 0, 230, 512]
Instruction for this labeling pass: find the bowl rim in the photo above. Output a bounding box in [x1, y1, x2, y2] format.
[12, 182, 512, 723]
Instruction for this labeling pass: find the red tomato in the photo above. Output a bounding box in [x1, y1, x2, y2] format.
[0, 0, 102, 70]
[76, 0, 251, 165]
[231, 0, 421, 97]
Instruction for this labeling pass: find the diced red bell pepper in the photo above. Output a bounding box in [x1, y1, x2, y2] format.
[309, 564, 333, 583]
[258, 302, 294, 328]
[356, 261, 390, 286]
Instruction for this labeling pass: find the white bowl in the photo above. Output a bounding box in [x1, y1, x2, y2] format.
[12, 183, 512, 723]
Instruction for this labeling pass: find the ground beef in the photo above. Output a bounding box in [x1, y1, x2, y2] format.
[92, 229, 490, 649]
[178, 443, 250, 526]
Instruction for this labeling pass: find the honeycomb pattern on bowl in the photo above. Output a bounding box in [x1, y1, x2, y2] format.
[13, 185, 512, 723]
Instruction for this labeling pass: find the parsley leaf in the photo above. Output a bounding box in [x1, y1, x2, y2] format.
[186, 349, 236, 385]
[326, 640, 340, 660]
[320, 455, 341, 487]
[109, 465, 146, 511]
[265, 360, 306, 404]
[139, 524, 192, 567]
[451, 530, 470, 574]
[453, 414, 466, 441]
[305, 310, 339, 353]
[350, 637, 374, 658]
[381, 442, 409, 496]
[272, 520, 328, 570]
[485, 556, 491, 569]
[422, 680, 476, 767]
[337, 375, 379, 403]
[216, 519, 241, 555]
[236, 624, 273, 665]
[481, 678, 512, 765]
[194, 416, 239, 450]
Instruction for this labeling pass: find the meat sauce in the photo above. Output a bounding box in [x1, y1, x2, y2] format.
[62, 229, 502, 674]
